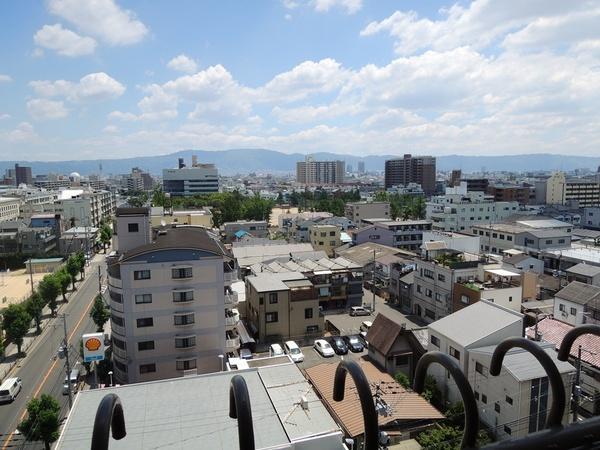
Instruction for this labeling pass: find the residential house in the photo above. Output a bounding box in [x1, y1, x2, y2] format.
[552, 281, 600, 326]
[566, 263, 600, 286]
[309, 224, 341, 257]
[223, 220, 269, 243]
[150, 206, 213, 229]
[502, 253, 544, 275]
[452, 268, 524, 313]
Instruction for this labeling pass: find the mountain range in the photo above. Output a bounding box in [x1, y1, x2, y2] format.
[1, 149, 599, 176]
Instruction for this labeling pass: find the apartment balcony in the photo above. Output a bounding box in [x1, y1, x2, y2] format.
[225, 336, 240, 350]
[112, 345, 127, 360]
[225, 315, 240, 330]
[224, 291, 239, 306]
[107, 273, 122, 289]
[224, 270, 239, 284]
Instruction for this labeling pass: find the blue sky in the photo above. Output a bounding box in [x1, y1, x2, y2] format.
[0, 0, 599, 160]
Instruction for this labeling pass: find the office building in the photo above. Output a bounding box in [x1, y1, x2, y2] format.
[15, 164, 33, 186]
[384, 154, 436, 195]
[487, 184, 535, 205]
[546, 172, 600, 208]
[296, 156, 345, 185]
[0, 197, 21, 221]
[344, 201, 390, 225]
[106, 209, 238, 383]
[163, 157, 219, 196]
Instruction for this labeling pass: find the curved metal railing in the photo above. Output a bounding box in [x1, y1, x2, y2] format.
[91, 393, 126, 450]
[229, 375, 255, 450]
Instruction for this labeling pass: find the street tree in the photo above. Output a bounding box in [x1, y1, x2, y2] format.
[75, 251, 86, 279]
[99, 225, 112, 253]
[65, 256, 80, 290]
[18, 394, 61, 450]
[90, 295, 110, 332]
[56, 269, 71, 302]
[38, 274, 60, 315]
[25, 292, 46, 334]
[2, 303, 32, 355]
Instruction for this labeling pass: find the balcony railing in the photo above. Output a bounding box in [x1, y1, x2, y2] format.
[224, 292, 239, 306]
[225, 336, 240, 349]
[224, 271, 239, 283]
[225, 316, 239, 328]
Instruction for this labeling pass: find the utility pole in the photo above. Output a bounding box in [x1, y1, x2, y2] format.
[371, 248, 376, 312]
[28, 258, 34, 296]
[98, 265, 102, 295]
[573, 345, 582, 422]
[60, 313, 73, 409]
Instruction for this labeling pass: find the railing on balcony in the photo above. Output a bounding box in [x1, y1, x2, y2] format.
[224, 292, 239, 306]
[225, 316, 239, 327]
[224, 270, 239, 283]
[225, 336, 241, 349]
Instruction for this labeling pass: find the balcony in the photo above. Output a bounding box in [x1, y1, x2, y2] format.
[225, 336, 240, 350]
[112, 345, 127, 360]
[224, 291, 239, 306]
[224, 270, 238, 284]
[225, 315, 240, 329]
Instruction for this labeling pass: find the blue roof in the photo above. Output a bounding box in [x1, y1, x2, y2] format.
[235, 230, 250, 239]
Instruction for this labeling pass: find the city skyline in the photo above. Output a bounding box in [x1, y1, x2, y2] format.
[0, 0, 599, 160]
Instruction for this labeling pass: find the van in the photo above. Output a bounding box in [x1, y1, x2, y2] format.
[63, 368, 80, 395]
[284, 340, 304, 363]
[0, 377, 22, 403]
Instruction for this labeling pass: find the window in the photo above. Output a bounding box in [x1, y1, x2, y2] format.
[136, 317, 153, 328]
[492, 233, 497, 238]
[138, 341, 154, 351]
[425, 288, 433, 298]
[174, 313, 195, 326]
[495, 402, 501, 413]
[438, 274, 446, 282]
[425, 309, 435, 320]
[475, 362, 486, 375]
[416, 284, 422, 293]
[506, 395, 513, 405]
[545, 240, 553, 245]
[305, 308, 313, 319]
[507, 236, 513, 241]
[509, 296, 513, 302]
[269, 293, 278, 304]
[482, 394, 487, 404]
[474, 391, 480, 400]
[558, 239, 565, 244]
[306, 325, 319, 333]
[135, 294, 152, 304]
[423, 269, 434, 279]
[329, 231, 336, 236]
[504, 425, 512, 435]
[114, 360, 127, 373]
[559, 304, 566, 312]
[329, 241, 336, 246]
[430, 335, 440, 347]
[139, 363, 156, 374]
[570, 307, 577, 315]
[175, 336, 196, 348]
[134, 270, 151, 280]
[176, 359, 196, 371]
[111, 315, 124, 327]
[449, 346, 460, 360]
[128, 223, 139, 232]
[320, 232, 326, 237]
[113, 337, 126, 350]
[266, 312, 278, 323]
[435, 293, 442, 302]
[395, 354, 410, 366]
[172, 267, 193, 279]
[460, 294, 470, 305]
[173, 290, 194, 302]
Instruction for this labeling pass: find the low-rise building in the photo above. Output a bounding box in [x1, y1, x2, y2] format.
[502, 253, 544, 275]
[452, 268, 523, 313]
[583, 207, 600, 229]
[552, 281, 600, 326]
[309, 224, 341, 257]
[0, 197, 21, 222]
[59, 226, 99, 255]
[223, 220, 269, 243]
[566, 263, 600, 286]
[352, 220, 431, 252]
[150, 206, 213, 229]
[344, 201, 390, 225]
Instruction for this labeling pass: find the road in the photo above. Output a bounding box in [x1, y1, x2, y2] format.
[0, 259, 104, 449]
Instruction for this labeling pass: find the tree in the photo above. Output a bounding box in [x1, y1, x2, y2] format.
[416, 424, 463, 450]
[90, 295, 110, 332]
[151, 186, 167, 207]
[25, 292, 46, 334]
[38, 274, 60, 315]
[75, 251, 86, 279]
[373, 191, 389, 202]
[18, 394, 61, 450]
[422, 374, 443, 409]
[0, 332, 4, 358]
[65, 256, 80, 291]
[2, 303, 32, 355]
[394, 372, 411, 389]
[99, 225, 112, 253]
[56, 269, 71, 302]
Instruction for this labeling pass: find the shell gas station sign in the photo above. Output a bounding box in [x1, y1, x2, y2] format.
[82, 332, 105, 362]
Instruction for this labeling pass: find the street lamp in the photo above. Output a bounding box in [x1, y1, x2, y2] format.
[218, 354, 224, 372]
[108, 370, 114, 387]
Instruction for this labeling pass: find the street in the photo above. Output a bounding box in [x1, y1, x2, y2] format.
[0, 258, 103, 450]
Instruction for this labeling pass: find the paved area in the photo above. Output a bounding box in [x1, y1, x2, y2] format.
[0, 269, 46, 307]
[297, 342, 368, 371]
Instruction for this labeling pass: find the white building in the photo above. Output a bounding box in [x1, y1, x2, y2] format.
[552, 281, 600, 327]
[0, 197, 21, 222]
[426, 182, 519, 232]
[296, 156, 345, 186]
[584, 207, 600, 229]
[163, 158, 219, 196]
[344, 201, 390, 225]
[546, 172, 600, 208]
[422, 230, 480, 254]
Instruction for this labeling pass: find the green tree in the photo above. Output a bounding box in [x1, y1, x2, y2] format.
[65, 256, 80, 291]
[416, 424, 463, 450]
[445, 402, 465, 427]
[2, 303, 32, 355]
[99, 225, 112, 253]
[394, 371, 411, 389]
[422, 374, 443, 409]
[25, 292, 46, 334]
[75, 251, 86, 279]
[90, 295, 110, 332]
[373, 191, 389, 202]
[56, 269, 71, 302]
[0, 331, 4, 358]
[151, 186, 167, 207]
[38, 274, 60, 315]
[18, 394, 61, 450]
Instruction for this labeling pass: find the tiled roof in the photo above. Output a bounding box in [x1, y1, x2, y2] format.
[566, 263, 600, 277]
[304, 361, 443, 438]
[555, 281, 600, 306]
[525, 318, 600, 369]
[366, 314, 404, 355]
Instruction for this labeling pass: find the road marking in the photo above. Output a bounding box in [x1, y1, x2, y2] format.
[1, 281, 97, 450]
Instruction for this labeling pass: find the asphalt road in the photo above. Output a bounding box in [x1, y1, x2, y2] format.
[0, 260, 103, 449]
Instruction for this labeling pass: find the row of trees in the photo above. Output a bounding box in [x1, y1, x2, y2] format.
[1, 252, 86, 356]
[373, 191, 427, 220]
[288, 188, 361, 216]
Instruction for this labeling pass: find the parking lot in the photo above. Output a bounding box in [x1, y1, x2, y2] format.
[296, 340, 368, 370]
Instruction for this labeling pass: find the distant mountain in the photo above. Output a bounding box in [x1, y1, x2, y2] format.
[0, 149, 598, 176]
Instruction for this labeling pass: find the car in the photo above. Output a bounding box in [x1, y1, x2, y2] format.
[314, 339, 335, 357]
[284, 340, 304, 363]
[349, 306, 371, 317]
[269, 343, 284, 357]
[328, 336, 348, 355]
[0, 377, 22, 403]
[360, 321, 373, 333]
[239, 348, 253, 360]
[343, 335, 364, 352]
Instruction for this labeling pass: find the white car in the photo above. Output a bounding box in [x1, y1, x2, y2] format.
[284, 340, 304, 363]
[269, 343, 284, 357]
[314, 339, 335, 358]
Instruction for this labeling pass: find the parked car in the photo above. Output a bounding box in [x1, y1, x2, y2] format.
[343, 335, 364, 352]
[328, 336, 348, 355]
[349, 306, 371, 317]
[239, 348, 253, 360]
[284, 340, 305, 363]
[269, 343, 284, 357]
[63, 368, 80, 395]
[314, 339, 335, 357]
[0, 377, 22, 403]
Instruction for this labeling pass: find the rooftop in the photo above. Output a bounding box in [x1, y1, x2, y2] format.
[555, 281, 600, 306]
[566, 263, 600, 277]
[544, 246, 600, 265]
[247, 271, 308, 292]
[232, 242, 314, 267]
[336, 242, 415, 266]
[429, 300, 523, 348]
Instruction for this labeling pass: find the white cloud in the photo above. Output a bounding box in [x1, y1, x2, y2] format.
[48, 0, 148, 46]
[167, 54, 198, 74]
[103, 125, 119, 133]
[33, 24, 97, 57]
[312, 0, 362, 14]
[2, 122, 38, 143]
[108, 111, 137, 121]
[27, 98, 69, 120]
[0, 113, 11, 120]
[30, 72, 125, 102]
[285, 13, 293, 20]
[282, 0, 299, 9]
[0, 74, 12, 82]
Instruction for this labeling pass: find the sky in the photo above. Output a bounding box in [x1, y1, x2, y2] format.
[0, 0, 599, 161]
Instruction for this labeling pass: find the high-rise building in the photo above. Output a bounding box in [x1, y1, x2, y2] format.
[296, 156, 345, 185]
[162, 157, 219, 196]
[449, 169, 462, 187]
[15, 164, 33, 186]
[545, 172, 600, 208]
[384, 154, 436, 195]
[358, 161, 365, 174]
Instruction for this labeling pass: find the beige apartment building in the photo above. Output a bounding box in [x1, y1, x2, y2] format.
[245, 272, 323, 343]
[150, 206, 213, 229]
[344, 201, 390, 225]
[309, 224, 341, 256]
[107, 207, 238, 384]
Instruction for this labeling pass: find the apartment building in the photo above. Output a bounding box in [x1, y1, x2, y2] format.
[422, 230, 480, 254]
[222, 220, 269, 243]
[352, 220, 431, 252]
[162, 157, 219, 196]
[0, 197, 20, 221]
[546, 172, 600, 208]
[309, 224, 341, 256]
[245, 272, 323, 342]
[296, 156, 345, 185]
[15, 164, 33, 186]
[344, 201, 390, 225]
[584, 207, 600, 229]
[58, 188, 116, 227]
[552, 281, 600, 327]
[426, 183, 519, 232]
[106, 209, 237, 384]
[150, 206, 213, 229]
[452, 268, 524, 313]
[487, 184, 535, 205]
[384, 154, 436, 195]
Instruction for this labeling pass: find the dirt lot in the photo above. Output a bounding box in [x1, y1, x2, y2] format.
[0, 269, 47, 307]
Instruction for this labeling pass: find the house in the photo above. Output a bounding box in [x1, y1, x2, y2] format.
[389, 270, 415, 313]
[566, 263, 600, 287]
[427, 300, 524, 404]
[366, 313, 427, 379]
[451, 268, 524, 313]
[223, 220, 269, 243]
[469, 342, 574, 439]
[309, 224, 341, 257]
[552, 281, 600, 326]
[502, 253, 544, 275]
[351, 220, 432, 252]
